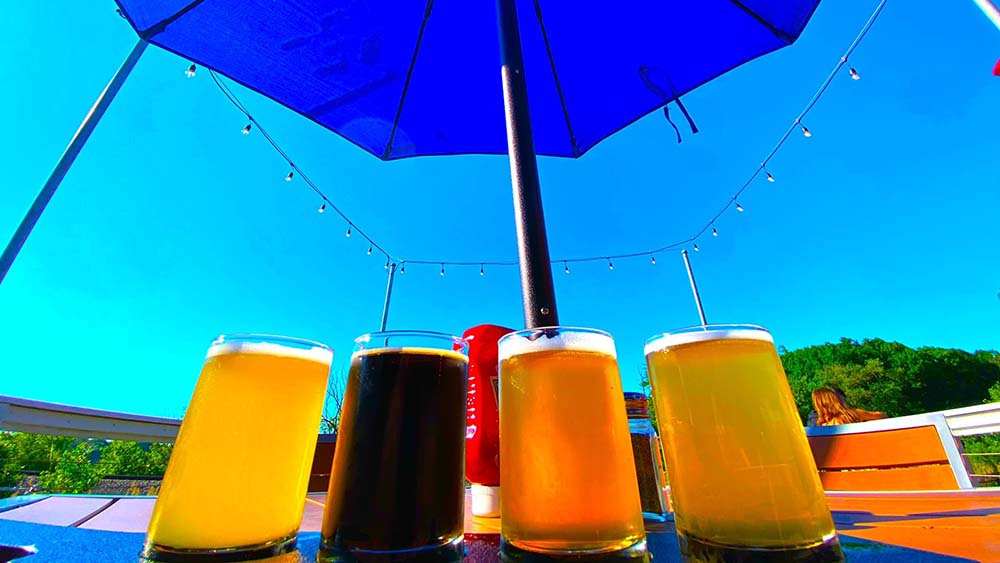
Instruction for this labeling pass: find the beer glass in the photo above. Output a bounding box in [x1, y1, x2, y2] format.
[319, 331, 469, 562]
[143, 334, 333, 561]
[499, 327, 647, 562]
[644, 325, 843, 563]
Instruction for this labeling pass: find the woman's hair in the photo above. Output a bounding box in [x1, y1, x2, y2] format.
[812, 386, 861, 426]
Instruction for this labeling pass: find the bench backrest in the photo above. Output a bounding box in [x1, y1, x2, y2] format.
[806, 414, 975, 491]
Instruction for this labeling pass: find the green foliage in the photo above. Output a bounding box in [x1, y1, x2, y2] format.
[781, 338, 1000, 422]
[38, 442, 102, 494]
[637, 365, 658, 430]
[96, 441, 173, 476]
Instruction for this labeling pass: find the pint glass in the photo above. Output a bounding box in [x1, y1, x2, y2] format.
[644, 325, 843, 563]
[143, 334, 333, 561]
[499, 327, 647, 562]
[319, 331, 469, 562]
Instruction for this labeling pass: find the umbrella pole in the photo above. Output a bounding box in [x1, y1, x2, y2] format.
[681, 250, 708, 326]
[973, 0, 1000, 30]
[0, 38, 148, 286]
[497, 0, 559, 329]
[380, 262, 397, 332]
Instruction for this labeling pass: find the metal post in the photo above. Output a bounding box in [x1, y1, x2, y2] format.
[497, 0, 559, 329]
[379, 262, 397, 332]
[0, 38, 148, 286]
[973, 0, 1000, 30]
[681, 250, 708, 326]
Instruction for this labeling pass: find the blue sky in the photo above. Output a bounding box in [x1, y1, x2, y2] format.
[1, 1, 998, 418]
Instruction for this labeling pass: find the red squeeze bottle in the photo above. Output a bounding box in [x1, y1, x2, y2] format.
[463, 324, 512, 518]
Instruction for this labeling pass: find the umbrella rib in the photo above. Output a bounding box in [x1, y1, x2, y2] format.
[140, 0, 207, 39]
[382, 0, 436, 161]
[532, 0, 580, 157]
[724, 0, 794, 43]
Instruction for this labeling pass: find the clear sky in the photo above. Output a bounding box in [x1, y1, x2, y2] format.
[1, 1, 998, 418]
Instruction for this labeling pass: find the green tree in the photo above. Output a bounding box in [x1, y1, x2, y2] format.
[638, 365, 658, 429]
[38, 442, 101, 494]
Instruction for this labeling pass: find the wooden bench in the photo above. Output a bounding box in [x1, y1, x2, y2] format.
[806, 413, 976, 491]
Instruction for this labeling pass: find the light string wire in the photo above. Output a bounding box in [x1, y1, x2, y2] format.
[199, 0, 887, 273]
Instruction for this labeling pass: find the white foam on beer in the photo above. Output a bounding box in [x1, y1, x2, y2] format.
[497, 330, 617, 362]
[643, 326, 773, 356]
[351, 346, 468, 363]
[207, 341, 333, 365]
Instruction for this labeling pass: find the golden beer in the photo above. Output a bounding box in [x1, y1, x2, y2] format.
[144, 335, 332, 561]
[499, 328, 646, 560]
[644, 326, 842, 562]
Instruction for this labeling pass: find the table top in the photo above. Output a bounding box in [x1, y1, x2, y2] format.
[1, 489, 998, 563]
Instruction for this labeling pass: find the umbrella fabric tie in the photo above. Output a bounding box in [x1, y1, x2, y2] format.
[662, 98, 698, 144]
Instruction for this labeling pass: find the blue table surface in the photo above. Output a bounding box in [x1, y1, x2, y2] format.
[0, 519, 978, 563]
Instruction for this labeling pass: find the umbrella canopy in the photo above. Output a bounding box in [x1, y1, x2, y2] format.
[113, 0, 820, 160]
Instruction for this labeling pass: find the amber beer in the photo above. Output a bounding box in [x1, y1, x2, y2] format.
[144, 335, 332, 561]
[320, 332, 468, 562]
[499, 327, 647, 561]
[644, 325, 843, 563]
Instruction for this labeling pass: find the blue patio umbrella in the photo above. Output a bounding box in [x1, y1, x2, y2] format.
[0, 0, 822, 327]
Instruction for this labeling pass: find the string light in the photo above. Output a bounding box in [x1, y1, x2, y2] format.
[385, 260, 390, 270]
[400, 264, 406, 274]
[367, 245, 373, 256]
[480, 264, 485, 276]
[317, 203, 326, 213]
[650, 256, 656, 265]
[185, 64, 196, 78]
[205, 0, 886, 275]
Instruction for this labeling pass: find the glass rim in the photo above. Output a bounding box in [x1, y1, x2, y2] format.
[211, 333, 332, 351]
[497, 326, 616, 362]
[643, 324, 773, 356]
[354, 330, 468, 355]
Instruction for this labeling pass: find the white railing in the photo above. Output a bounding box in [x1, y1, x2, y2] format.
[0, 395, 180, 442]
[937, 402, 1000, 437]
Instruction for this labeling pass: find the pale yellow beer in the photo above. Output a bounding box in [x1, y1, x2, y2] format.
[144, 335, 332, 560]
[645, 326, 841, 561]
[499, 328, 646, 558]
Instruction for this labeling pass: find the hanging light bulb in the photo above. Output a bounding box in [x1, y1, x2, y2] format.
[317, 203, 326, 214]
[185, 64, 197, 78]
[440, 264, 446, 276]
[650, 256, 656, 265]
[345, 226, 352, 237]
[285, 171, 294, 182]
[608, 259, 614, 271]
[736, 203, 744, 212]
[564, 261, 570, 275]
[766, 171, 775, 183]
[367, 245, 373, 256]
[801, 125, 812, 138]
[693, 243, 700, 252]
[712, 228, 719, 237]
[242, 123, 252, 135]
[385, 260, 390, 270]
[849, 67, 860, 80]
[400, 264, 406, 274]
[480, 264, 485, 276]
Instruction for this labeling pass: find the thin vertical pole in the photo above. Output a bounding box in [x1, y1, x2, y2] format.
[973, 0, 1000, 30]
[681, 250, 708, 326]
[496, 0, 559, 329]
[380, 262, 397, 332]
[0, 38, 149, 286]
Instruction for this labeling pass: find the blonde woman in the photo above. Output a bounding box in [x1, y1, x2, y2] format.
[811, 387, 887, 426]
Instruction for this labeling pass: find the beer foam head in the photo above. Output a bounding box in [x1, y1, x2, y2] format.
[207, 339, 333, 365]
[498, 327, 617, 362]
[352, 346, 468, 363]
[643, 325, 773, 356]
